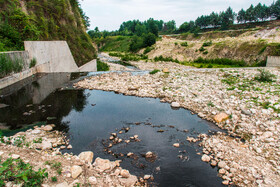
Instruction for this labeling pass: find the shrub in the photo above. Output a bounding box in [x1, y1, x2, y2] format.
[202, 50, 208, 55]
[29, 58, 37, 68]
[199, 46, 206, 52]
[181, 42, 188, 47]
[97, 58, 109, 71]
[149, 69, 160, 74]
[0, 158, 48, 186]
[51, 176, 57, 182]
[143, 46, 154, 54]
[0, 54, 24, 78]
[254, 69, 276, 82]
[202, 41, 212, 47]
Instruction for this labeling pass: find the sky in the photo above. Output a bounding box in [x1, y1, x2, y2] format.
[80, 0, 275, 31]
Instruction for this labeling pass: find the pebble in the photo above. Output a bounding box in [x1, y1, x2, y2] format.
[201, 154, 210, 162]
[171, 102, 180, 108]
[173, 143, 180, 148]
[88, 176, 97, 185]
[120, 169, 130, 178]
[144, 175, 151, 180]
[11, 154, 20, 159]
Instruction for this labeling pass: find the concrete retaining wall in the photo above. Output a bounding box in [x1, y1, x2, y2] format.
[0, 51, 30, 70]
[24, 41, 79, 72]
[267, 56, 280, 67]
[79, 59, 97, 72]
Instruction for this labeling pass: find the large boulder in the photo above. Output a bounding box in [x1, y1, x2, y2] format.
[71, 165, 83, 179]
[93, 157, 117, 172]
[214, 112, 229, 123]
[78, 151, 94, 163]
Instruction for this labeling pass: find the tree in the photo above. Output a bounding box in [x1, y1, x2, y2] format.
[237, 9, 246, 23]
[146, 18, 159, 36]
[135, 24, 146, 36]
[143, 32, 156, 47]
[245, 5, 257, 22]
[220, 7, 235, 29]
[271, 0, 280, 19]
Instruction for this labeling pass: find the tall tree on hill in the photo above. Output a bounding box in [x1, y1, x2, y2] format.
[209, 12, 220, 27]
[245, 5, 257, 22]
[237, 9, 246, 23]
[146, 18, 159, 37]
[221, 7, 235, 29]
[271, 0, 280, 19]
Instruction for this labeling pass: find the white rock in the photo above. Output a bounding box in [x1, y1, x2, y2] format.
[88, 176, 97, 185]
[55, 182, 69, 187]
[218, 161, 227, 168]
[42, 125, 53, 131]
[67, 145, 72, 149]
[0, 151, 4, 156]
[201, 154, 210, 162]
[11, 154, 20, 159]
[173, 143, 180, 148]
[144, 175, 151, 180]
[41, 141, 52, 150]
[171, 102, 180, 108]
[79, 151, 94, 163]
[121, 169, 130, 178]
[71, 165, 83, 179]
[31, 130, 41, 134]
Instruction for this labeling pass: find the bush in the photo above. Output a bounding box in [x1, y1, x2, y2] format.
[199, 46, 206, 52]
[0, 54, 24, 78]
[97, 58, 109, 71]
[149, 69, 160, 74]
[181, 42, 188, 47]
[202, 50, 208, 55]
[0, 158, 48, 186]
[29, 58, 37, 68]
[202, 41, 212, 47]
[143, 46, 154, 54]
[194, 57, 246, 67]
[143, 33, 156, 47]
[254, 69, 276, 82]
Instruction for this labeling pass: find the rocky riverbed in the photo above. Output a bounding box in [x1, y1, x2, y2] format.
[0, 125, 140, 186]
[74, 60, 280, 187]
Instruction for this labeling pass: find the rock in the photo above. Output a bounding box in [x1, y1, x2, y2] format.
[111, 133, 117, 137]
[262, 131, 273, 139]
[0, 103, 9, 109]
[211, 160, 217, 167]
[56, 182, 69, 187]
[218, 161, 227, 168]
[88, 176, 97, 185]
[0, 151, 4, 156]
[93, 157, 117, 172]
[120, 169, 130, 178]
[60, 146, 66, 150]
[11, 154, 20, 159]
[71, 165, 83, 179]
[144, 175, 151, 180]
[162, 68, 169, 73]
[31, 129, 41, 134]
[41, 141, 52, 150]
[67, 145, 72, 149]
[214, 113, 229, 123]
[219, 168, 226, 174]
[119, 175, 138, 187]
[241, 108, 252, 116]
[42, 125, 53, 131]
[222, 180, 229, 185]
[127, 152, 134, 157]
[78, 151, 94, 163]
[201, 154, 210, 162]
[145, 151, 154, 158]
[173, 143, 180, 148]
[171, 102, 180, 108]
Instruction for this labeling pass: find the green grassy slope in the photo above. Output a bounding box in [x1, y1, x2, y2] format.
[0, 0, 96, 66]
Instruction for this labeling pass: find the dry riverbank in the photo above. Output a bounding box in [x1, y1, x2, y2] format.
[0, 125, 140, 186]
[75, 61, 280, 187]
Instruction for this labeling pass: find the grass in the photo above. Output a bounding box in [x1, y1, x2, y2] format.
[109, 52, 148, 62]
[98, 36, 132, 52]
[97, 58, 109, 71]
[0, 54, 24, 78]
[0, 158, 48, 187]
[149, 69, 160, 74]
[254, 69, 276, 82]
[29, 58, 37, 68]
[180, 42, 188, 47]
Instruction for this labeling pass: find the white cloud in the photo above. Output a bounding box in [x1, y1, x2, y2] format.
[80, 0, 275, 31]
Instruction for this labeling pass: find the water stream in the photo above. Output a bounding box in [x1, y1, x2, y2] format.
[0, 72, 224, 187]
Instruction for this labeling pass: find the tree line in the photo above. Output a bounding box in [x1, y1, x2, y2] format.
[89, 0, 280, 39]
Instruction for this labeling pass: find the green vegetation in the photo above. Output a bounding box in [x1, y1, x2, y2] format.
[0, 54, 23, 78]
[45, 161, 62, 175]
[144, 46, 154, 54]
[51, 176, 57, 182]
[109, 52, 147, 61]
[202, 41, 212, 47]
[97, 36, 132, 52]
[180, 42, 188, 47]
[254, 69, 276, 82]
[154, 55, 180, 63]
[149, 69, 160, 74]
[0, 0, 96, 66]
[29, 58, 37, 68]
[194, 57, 247, 67]
[97, 58, 109, 71]
[0, 158, 48, 187]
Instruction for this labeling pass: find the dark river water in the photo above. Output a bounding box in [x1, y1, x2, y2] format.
[0, 72, 224, 187]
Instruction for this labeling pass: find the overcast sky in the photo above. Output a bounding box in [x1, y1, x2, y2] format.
[80, 0, 274, 31]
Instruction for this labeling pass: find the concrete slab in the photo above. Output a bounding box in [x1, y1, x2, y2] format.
[78, 59, 97, 72]
[267, 56, 280, 67]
